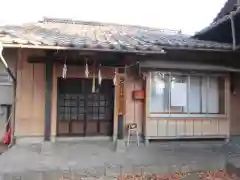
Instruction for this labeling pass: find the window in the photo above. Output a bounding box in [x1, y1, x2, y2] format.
[149, 72, 226, 116]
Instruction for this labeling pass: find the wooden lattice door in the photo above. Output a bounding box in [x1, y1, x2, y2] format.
[57, 78, 114, 136]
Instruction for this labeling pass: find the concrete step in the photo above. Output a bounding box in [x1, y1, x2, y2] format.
[0, 143, 8, 155]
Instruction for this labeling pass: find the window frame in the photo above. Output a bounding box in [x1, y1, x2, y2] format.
[148, 71, 228, 118]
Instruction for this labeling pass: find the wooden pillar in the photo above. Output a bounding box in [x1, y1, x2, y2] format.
[44, 60, 53, 141]
[117, 75, 125, 139]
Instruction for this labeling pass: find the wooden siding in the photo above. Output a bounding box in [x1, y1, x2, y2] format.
[15, 49, 45, 137]
[125, 75, 144, 134]
[146, 118, 228, 139]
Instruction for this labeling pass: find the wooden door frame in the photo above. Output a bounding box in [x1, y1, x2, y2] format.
[50, 64, 121, 141]
[55, 77, 116, 137]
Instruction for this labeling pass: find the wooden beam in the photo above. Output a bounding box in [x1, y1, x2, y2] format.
[28, 55, 127, 67]
[44, 60, 53, 141]
[28, 55, 116, 62]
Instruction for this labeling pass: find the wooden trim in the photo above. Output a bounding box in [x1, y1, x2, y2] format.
[51, 64, 57, 138]
[144, 73, 150, 136]
[55, 64, 115, 80]
[44, 60, 53, 141]
[226, 75, 230, 116]
[226, 74, 231, 137]
[150, 112, 227, 115]
[10, 49, 19, 144]
[146, 135, 227, 140]
[150, 112, 186, 114]
[148, 117, 228, 120]
[113, 76, 119, 140]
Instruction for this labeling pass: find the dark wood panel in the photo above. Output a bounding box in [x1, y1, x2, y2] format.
[58, 121, 69, 134]
[85, 121, 98, 136]
[100, 121, 113, 135]
[71, 121, 84, 134]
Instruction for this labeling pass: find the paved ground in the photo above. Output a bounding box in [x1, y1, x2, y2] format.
[0, 144, 7, 155]
[0, 140, 239, 179]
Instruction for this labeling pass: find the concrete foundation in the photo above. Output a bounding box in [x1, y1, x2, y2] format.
[115, 139, 126, 153]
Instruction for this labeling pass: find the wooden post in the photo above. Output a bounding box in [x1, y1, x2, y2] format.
[144, 73, 150, 145]
[44, 60, 53, 141]
[10, 49, 19, 146]
[117, 115, 124, 139]
[117, 76, 125, 139]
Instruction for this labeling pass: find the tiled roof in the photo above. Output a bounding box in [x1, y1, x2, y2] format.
[214, 0, 237, 22]
[195, 7, 240, 38]
[0, 17, 232, 52]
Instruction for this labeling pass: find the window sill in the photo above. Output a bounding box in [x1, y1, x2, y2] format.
[149, 113, 228, 118]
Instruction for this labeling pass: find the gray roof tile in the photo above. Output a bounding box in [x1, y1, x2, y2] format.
[0, 17, 232, 52]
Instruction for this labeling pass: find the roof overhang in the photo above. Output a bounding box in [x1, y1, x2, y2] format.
[214, 0, 237, 22]
[194, 7, 240, 49]
[1, 43, 233, 54]
[139, 60, 240, 72]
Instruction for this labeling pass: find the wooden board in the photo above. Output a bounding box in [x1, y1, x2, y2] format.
[15, 49, 45, 137]
[146, 118, 229, 138]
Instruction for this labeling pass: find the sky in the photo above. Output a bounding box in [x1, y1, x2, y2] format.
[0, 0, 227, 35]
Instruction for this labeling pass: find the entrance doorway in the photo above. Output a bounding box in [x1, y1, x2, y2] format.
[57, 78, 114, 137]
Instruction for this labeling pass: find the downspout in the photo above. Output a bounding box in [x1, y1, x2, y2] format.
[230, 12, 236, 51]
[0, 42, 17, 147]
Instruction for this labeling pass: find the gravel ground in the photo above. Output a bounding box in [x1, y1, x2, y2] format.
[118, 170, 237, 180]
[0, 141, 240, 179]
